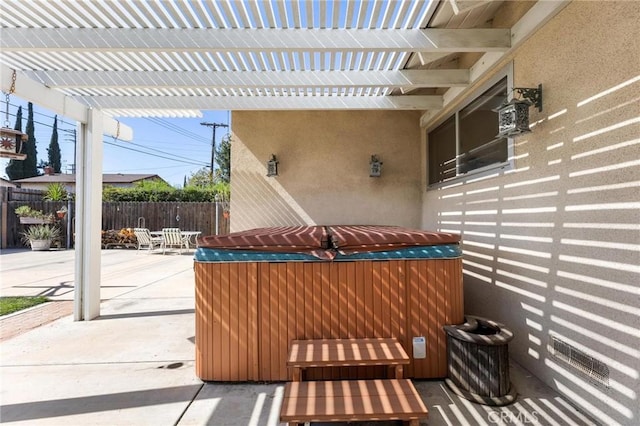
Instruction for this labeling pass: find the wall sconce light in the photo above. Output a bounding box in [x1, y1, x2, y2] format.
[496, 84, 543, 137]
[369, 155, 382, 177]
[266, 154, 278, 177]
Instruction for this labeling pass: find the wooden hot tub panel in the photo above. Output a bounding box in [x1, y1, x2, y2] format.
[195, 258, 463, 382]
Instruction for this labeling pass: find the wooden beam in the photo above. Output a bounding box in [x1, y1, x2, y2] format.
[29, 69, 470, 89]
[449, 0, 491, 15]
[0, 28, 511, 53]
[420, 0, 571, 127]
[79, 94, 444, 111]
[0, 65, 132, 140]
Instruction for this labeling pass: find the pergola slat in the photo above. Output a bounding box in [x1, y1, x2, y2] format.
[79, 94, 443, 110]
[0, 27, 510, 53]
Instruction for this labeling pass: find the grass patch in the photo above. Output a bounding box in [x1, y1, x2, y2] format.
[0, 296, 49, 316]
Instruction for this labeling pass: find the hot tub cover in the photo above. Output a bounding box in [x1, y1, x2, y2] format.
[198, 225, 332, 259]
[197, 225, 460, 261]
[329, 225, 460, 255]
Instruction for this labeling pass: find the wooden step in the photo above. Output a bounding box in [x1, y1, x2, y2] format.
[287, 338, 410, 380]
[280, 379, 428, 425]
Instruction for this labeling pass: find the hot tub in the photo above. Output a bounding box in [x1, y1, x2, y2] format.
[194, 225, 463, 382]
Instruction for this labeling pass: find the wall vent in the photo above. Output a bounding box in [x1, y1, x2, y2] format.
[550, 336, 609, 387]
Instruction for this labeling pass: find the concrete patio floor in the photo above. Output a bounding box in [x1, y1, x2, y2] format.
[0, 248, 598, 425]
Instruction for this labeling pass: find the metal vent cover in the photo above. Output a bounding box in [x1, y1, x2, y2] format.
[550, 336, 609, 387]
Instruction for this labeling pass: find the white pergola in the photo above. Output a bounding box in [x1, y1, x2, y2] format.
[0, 0, 568, 320]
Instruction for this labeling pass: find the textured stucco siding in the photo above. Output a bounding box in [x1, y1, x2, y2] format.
[422, 2, 639, 425]
[230, 110, 423, 231]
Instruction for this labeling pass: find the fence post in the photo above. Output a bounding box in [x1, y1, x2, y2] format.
[215, 201, 219, 235]
[1, 187, 7, 249]
[66, 196, 73, 250]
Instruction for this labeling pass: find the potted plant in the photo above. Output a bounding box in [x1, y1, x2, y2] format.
[44, 182, 68, 202]
[56, 205, 68, 219]
[14, 206, 55, 224]
[21, 224, 61, 251]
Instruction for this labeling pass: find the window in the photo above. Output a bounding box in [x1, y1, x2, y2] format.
[428, 72, 511, 187]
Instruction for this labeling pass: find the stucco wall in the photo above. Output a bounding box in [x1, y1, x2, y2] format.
[422, 2, 639, 425]
[230, 110, 422, 231]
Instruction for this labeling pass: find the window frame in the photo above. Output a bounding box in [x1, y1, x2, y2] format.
[427, 63, 515, 190]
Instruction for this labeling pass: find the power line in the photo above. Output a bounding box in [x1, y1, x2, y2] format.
[6, 102, 206, 166]
[5, 102, 76, 134]
[2, 100, 211, 172]
[104, 164, 191, 172]
[103, 139, 207, 167]
[109, 138, 208, 164]
[126, 137, 210, 148]
[7, 101, 210, 148]
[145, 117, 210, 144]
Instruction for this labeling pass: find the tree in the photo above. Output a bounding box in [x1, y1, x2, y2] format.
[22, 102, 38, 178]
[133, 178, 174, 191]
[47, 115, 61, 173]
[215, 133, 231, 183]
[5, 106, 24, 180]
[183, 175, 187, 188]
[187, 167, 215, 188]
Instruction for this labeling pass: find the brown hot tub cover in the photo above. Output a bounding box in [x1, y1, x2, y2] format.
[329, 225, 460, 255]
[199, 225, 460, 260]
[198, 225, 332, 259]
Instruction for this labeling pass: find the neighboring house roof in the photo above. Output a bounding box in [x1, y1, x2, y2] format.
[0, 177, 17, 187]
[12, 173, 166, 185]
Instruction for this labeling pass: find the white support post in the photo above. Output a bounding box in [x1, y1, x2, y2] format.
[1, 67, 131, 321]
[74, 108, 104, 321]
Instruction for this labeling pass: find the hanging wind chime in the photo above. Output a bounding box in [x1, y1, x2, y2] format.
[0, 70, 28, 160]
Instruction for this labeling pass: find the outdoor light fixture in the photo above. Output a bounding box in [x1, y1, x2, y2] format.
[266, 154, 279, 177]
[0, 127, 28, 160]
[496, 84, 543, 137]
[369, 155, 382, 177]
[1, 69, 28, 160]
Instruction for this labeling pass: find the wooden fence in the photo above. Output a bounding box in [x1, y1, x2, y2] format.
[1, 188, 229, 248]
[101, 201, 226, 235]
[2, 187, 45, 201]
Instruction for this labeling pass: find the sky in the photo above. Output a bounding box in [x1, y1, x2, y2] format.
[1, 96, 230, 187]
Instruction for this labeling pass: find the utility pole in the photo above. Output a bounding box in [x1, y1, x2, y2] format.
[200, 122, 228, 179]
[62, 128, 76, 173]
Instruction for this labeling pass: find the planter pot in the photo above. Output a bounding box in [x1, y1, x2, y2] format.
[30, 239, 52, 251]
[20, 217, 54, 224]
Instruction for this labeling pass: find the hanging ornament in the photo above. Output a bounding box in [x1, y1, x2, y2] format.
[1, 70, 28, 160]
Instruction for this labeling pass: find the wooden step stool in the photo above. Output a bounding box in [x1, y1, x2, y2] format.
[287, 338, 410, 381]
[280, 338, 428, 425]
[280, 379, 427, 425]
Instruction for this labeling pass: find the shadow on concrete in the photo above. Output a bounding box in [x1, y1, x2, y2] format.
[97, 308, 195, 320]
[0, 384, 203, 422]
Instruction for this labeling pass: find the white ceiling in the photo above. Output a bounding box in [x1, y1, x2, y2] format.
[0, 0, 524, 118]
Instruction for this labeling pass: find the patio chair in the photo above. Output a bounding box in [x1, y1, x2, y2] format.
[133, 228, 163, 253]
[162, 228, 189, 254]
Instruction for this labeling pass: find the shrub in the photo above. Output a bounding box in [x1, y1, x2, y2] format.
[14, 206, 52, 219]
[43, 182, 68, 201]
[102, 182, 229, 202]
[21, 224, 61, 243]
